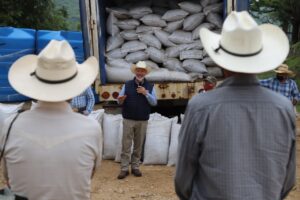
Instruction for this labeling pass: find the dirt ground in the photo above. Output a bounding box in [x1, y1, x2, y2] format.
[91, 119, 300, 200]
[0, 119, 299, 200]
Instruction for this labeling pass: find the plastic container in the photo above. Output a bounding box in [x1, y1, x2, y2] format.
[37, 30, 84, 63]
[0, 27, 35, 102]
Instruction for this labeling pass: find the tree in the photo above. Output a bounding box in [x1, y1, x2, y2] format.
[250, 0, 300, 44]
[0, 0, 68, 30]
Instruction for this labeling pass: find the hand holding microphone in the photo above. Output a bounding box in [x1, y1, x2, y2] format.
[136, 85, 148, 95]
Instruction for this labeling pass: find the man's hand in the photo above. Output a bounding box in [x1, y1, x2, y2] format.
[137, 86, 148, 96]
[292, 99, 297, 106]
[117, 95, 127, 104]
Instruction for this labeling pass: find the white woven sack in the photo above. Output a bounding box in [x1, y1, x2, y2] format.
[145, 47, 165, 63]
[162, 9, 189, 22]
[168, 30, 193, 44]
[105, 65, 134, 83]
[183, 13, 205, 31]
[180, 114, 185, 123]
[167, 122, 181, 166]
[152, 6, 168, 16]
[143, 116, 176, 165]
[106, 35, 124, 52]
[165, 44, 190, 58]
[201, 57, 216, 66]
[203, 2, 223, 15]
[144, 60, 160, 70]
[102, 113, 123, 160]
[206, 13, 223, 29]
[106, 48, 127, 59]
[164, 20, 183, 33]
[120, 30, 138, 40]
[106, 7, 130, 19]
[178, 1, 202, 13]
[182, 59, 207, 73]
[180, 50, 203, 60]
[154, 30, 176, 47]
[107, 59, 132, 69]
[136, 26, 162, 34]
[200, 0, 220, 7]
[88, 109, 105, 157]
[140, 14, 167, 27]
[0, 103, 24, 133]
[138, 34, 162, 49]
[129, 6, 152, 19]
[163, 58, 186, 72]
[192, 23, 215, 40]
[88, 109, 105, 127]
[207, 66, 223, 77]
[30, 101, 37, 110]
[184, 40, 203, 50]
[115, 19, 140, 30]
[121, 40, 147, 53]
[146, 68, 194, 82]
[106, 13, 120, 36]
[125, 51, 149, 63]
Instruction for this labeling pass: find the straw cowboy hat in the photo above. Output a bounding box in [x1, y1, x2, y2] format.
[8, 40, 99, 102]
[130, 61, 151, 75]
[199, 11, 289, 74]
[274, 64, 295, 76]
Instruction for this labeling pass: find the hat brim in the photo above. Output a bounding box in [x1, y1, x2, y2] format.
[199, 24, 289, 74]
[130, 64, 151, 74]
[8, 55, 99, 102]
[273, 69, 295, 76]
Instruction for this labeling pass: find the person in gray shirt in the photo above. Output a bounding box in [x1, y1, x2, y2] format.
[175, 11, 296, 200]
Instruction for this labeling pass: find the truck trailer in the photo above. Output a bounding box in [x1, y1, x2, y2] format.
[79, 0, 249, 102]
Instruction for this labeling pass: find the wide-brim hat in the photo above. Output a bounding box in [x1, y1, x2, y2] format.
[274, 64, 295, 76]
[199, 11, 290, 74]
[130, 61, 151, 75]
[8, 40, 99, 102]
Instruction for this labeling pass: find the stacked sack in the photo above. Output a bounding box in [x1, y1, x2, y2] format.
[105, 0, 224, 83]
[101, 112, 182, 166]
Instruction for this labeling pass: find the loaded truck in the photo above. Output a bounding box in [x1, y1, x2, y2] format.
[0, 0, 249, 104]
[79, 0, 249, 103]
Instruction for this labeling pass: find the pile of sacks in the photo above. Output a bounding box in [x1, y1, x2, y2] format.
[105, 0, 224, 83]
[89, 109, 182, 166]
[0, 103, 181, 166]
[100, 112, 181, 166]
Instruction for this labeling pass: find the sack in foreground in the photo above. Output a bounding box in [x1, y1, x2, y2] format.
[0, 187, 28, 200]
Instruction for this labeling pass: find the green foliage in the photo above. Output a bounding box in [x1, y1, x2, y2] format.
[259, 45, 300, 87]
[0, 0, 69, 30]
[53, 0, 80, 31]
[250, 0, 300, 43]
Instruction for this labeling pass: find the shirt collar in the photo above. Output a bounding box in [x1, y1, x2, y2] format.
[218, 74, 260, 88]
[134, 77, 145, 85]
[34, 101, 73, 112]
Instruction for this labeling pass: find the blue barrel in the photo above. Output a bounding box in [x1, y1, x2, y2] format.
[0, 27, 35, 102]
[37, 30, 85, 63]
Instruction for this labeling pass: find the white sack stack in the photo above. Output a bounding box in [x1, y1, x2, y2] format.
[105, 0, 224, 82]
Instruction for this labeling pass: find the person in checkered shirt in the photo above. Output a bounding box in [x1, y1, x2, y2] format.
[260, 64, 300, 106]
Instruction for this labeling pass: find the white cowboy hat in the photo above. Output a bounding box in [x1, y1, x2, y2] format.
[199, 11, 290, 74]
[274, 64, 295, 76]
[130, 61, 151, 75]
[8, 40, 99, 102]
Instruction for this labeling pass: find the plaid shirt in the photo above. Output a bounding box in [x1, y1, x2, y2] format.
[71, 87, 95, 114]
[259, 77, 300, 101]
